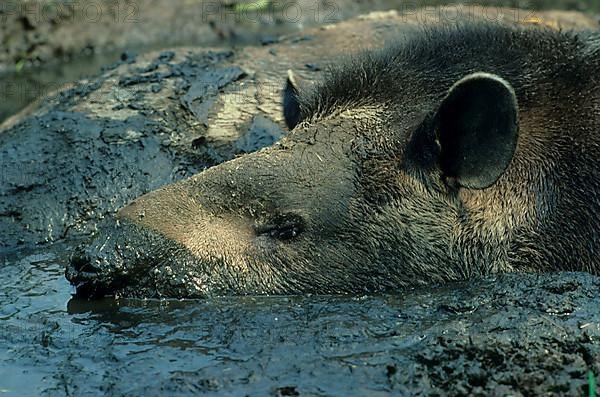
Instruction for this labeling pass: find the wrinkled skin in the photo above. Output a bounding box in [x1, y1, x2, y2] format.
[67, 24, 599, 298]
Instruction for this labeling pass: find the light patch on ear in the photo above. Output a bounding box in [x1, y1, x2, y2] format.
[283, 69, 303, 130]
[449, 72, 516, 99]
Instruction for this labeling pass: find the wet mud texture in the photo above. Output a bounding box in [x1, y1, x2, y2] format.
[1, 1, 599, 123]
[0, 0, 370, 122]
[1, 0, 599, 71]
[2, 8, 597, 255]
[0, 0, 347, 71]
[0, 10, 598, 396]
[1, 248, 598, 396]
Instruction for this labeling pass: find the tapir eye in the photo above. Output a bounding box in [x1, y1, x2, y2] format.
[255, 213, 305, 241]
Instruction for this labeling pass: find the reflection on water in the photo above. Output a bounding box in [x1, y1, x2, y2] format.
[2, 242, 599, 395]
[0, 242, 429, 396]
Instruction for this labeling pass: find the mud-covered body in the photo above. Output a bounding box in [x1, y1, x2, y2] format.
[67, 23, 599, 298]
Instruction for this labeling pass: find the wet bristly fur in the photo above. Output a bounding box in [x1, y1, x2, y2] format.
[68, 23, 599, 298]
[292, 23, 599, 275]
[298, 23, 600, 122]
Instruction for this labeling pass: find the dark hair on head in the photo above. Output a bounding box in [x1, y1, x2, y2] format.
[297, 22, 594, 123]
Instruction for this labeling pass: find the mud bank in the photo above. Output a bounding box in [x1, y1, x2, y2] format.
[0, 8, 598, 397]
[1, 7, 597, 255]
[1, 0, 598, 71]
[0, 0, 357, 71]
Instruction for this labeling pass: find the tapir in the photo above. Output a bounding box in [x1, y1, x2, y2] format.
[66, 23, 599, 298]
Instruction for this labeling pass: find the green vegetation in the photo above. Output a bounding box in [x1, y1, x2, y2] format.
[15, 59, 25, 73]
[590, 371, 596, 397]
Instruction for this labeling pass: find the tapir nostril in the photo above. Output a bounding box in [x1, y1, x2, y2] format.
[72, 248, 105, 273]
[66, 249, 116, 299]
[65, 219, 201, 298]
[66, 249, 103, 284]
[70, 252, 91, 272]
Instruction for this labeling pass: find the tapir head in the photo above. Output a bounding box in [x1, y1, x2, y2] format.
[67, 27, 525, 298]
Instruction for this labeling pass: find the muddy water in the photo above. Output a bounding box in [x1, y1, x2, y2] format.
[1, 1, 599, 396]
[2, 241, 599, 395]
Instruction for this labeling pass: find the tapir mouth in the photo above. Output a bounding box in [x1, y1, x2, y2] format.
[65, 248, 129, 299]
[65, 224, 142, 299]
[65, 220, 211, 299]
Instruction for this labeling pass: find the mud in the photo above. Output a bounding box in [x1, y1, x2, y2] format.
[1, 243, 598, 396]
[0, 0, 346, 71]
[2, 0, 599, 71]
[0, 8, 598, 396]
[2, 8, 597, 255]
[2, 0, 599, 123]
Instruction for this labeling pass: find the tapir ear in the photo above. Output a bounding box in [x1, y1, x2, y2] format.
[283, 70, 303, 130]
[435, 72, 519, 189]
